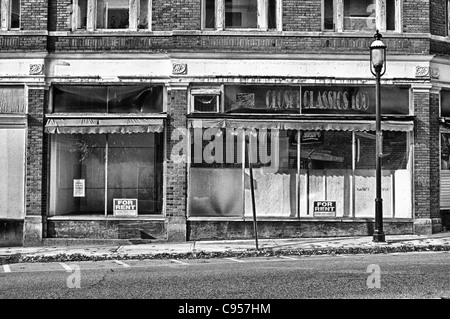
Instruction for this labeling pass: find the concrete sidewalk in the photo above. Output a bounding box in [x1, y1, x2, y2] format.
[1, 232, 450, 264]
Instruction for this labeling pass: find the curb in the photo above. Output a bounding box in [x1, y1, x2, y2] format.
[1, 243, 450, 265]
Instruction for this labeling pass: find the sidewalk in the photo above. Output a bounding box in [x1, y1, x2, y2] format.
[1, 232, 450, 265]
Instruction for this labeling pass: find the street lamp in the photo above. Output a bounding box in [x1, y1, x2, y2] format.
[370, 30, 386, 243]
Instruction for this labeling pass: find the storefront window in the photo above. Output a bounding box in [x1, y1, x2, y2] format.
[52, 85, 164, 113]
[49, 133, 163, 216]
[0, 128, 25, 219]
[189, 128, 244, 217]
[225, 86, 301, 114]
[442, 90, 450, 117]
[188, 126, 412, 219]
[299, 131, 352, 217]
[0, 86, 25, 113]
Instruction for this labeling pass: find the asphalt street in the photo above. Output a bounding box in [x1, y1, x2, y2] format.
[1, 251, 449, 300]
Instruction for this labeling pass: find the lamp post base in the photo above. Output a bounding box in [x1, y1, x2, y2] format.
[373, 231, 386, 243]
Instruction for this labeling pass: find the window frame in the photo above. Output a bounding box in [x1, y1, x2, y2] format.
[0, 0, 20, 31]
[202, 0, 282, 31]
[189, 87, 223, 114]
[72, 0, 152, 32]
[321, 0, 402, 33]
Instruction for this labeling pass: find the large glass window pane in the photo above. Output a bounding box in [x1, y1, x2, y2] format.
[53, 86, 108, 113]
[324, 0, 334, 30]
[386, 0, 396, 31]
[0, 129, 25, 219]
[344, 0, 376, 31]
[299, 131, 352, 217]
[189, 128, 244, 217]
[76, 0, 88, 29]
[52, 85, 164, 113]
[225, 0, 257, 28]
[442, 91, 450, 117]
[49, 134, 106, 216]
[354, 131, 410, 218]
[10, 0, 20, 29]
[138, 0, 149, 29]
[107, 133, 163, 215]
[244, 130, 298, 218]
[107, 86, 164, 113]
[204, 0, 215, 29]
[97, 0, 129, 29]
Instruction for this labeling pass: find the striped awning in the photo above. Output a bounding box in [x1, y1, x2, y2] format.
[45, 118, 164, 134]
[189, 119, 414, 132]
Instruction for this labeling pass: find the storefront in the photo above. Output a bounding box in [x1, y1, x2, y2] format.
[44, 84, 167, 239]
[0, 86, 26, 246]
[187, 84, 415, 239]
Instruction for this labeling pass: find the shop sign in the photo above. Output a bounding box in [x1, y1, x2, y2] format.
[313, 201, 336, 217]
[302, 87, 370, 112]
[300, 131, 323, 144]
[225, 85, 301, 113]
[113, 199, 138, 217]
[73, 179, 85, 197]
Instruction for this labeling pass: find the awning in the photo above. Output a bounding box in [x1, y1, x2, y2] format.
[45, 118, 164, 134]
[189, 119, 414, 132]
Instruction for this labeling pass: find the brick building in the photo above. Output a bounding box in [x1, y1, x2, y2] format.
[0, 0, 449, 246]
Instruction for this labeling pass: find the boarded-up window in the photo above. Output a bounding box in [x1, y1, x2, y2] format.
[0, 128, 25, 219]
[0, 87, 25, 113]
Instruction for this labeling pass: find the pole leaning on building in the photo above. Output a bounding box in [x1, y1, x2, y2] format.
[370, 30, 387, 243]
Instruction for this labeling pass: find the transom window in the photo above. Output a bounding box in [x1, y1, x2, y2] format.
[203, 0, 281, 31]
[323, 0, 401, 32]
[0, 0, 20, 30]
[73, 0, 151, 31]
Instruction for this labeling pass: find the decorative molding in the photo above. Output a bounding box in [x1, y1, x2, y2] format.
[29, 64, 44, 75]
[172, 62, 187, 75]
[415, 66, 430, 78]
[430, 68, 440, 79]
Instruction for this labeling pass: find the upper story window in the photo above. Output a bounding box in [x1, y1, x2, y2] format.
[323, 0, 400, 32]
[0, 0, 20, 31]
[203, 0, 281, 31]
[73, 0, 151, 31]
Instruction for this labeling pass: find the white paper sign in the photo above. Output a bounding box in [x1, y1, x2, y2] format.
[73, 179, 85, 197]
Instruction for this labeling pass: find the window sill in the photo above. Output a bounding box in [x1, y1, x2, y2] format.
[0, 30, 48, 36]
[47, 215, 165, 221]
[50, 31, 171, 37]
[188, 217, 414, 222]
[45, 113, 167, 119]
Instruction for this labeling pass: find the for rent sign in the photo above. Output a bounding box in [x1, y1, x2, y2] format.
[113, 199, 138, 217]
[313, 201, 336, 217]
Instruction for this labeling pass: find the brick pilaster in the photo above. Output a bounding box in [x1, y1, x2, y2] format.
[413, 87, 442, 234]
[23, 87, 47, 246]
[165, 84, 188, 241]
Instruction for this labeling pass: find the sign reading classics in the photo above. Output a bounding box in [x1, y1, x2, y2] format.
[313, 201, 337, 217]
[224, 85, 409, 115]
[113, 199, 138, 217]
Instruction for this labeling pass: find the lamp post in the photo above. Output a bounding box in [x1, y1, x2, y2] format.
[370, 30, 386, 243]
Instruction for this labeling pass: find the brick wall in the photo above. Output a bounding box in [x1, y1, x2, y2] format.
[430, 0, 447, 36]
[414, 90, 440, 220]
[21, 0, 48, 31]
[26, 89, 46, 218]
[431, 38, 450, 56]
[403, 0, 431, 33]
[283, 0, 321, 32]
[47, 34, 430, 54]
[166, 88, 188, 218]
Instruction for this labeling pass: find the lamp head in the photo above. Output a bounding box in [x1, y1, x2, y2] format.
[370, 30, 387, 75]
